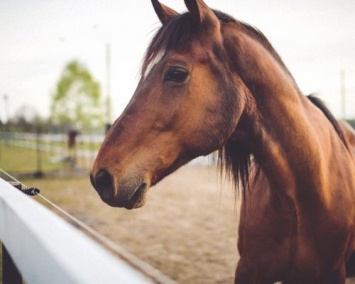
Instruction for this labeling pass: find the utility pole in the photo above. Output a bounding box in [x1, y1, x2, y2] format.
[0, 94, 6, 159]
[3, 94, 9, 146]
[3, 94, 8, 124]
[105, 43, 112, 133]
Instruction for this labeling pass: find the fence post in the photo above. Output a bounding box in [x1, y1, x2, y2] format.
[2, 244, 22, 284]
[34, 126, 44, 178]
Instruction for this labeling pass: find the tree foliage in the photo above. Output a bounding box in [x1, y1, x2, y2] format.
[50, 60, 104, 130]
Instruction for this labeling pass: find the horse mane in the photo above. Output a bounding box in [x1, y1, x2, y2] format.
[218, 136, 255, 195]
[307, 94, 348, 146]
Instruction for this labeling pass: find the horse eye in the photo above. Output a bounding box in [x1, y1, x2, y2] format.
[164, 67, 189, 83]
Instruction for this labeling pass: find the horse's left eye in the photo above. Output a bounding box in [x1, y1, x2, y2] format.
[164, 67, 189, 83]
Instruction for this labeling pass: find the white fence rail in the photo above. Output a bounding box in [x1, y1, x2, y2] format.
[0, 178, 163, 284]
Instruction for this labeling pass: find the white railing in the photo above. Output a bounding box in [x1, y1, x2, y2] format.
[0, 178, 172, 284]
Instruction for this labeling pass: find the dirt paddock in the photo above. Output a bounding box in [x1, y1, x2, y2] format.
[33, 166, 354, 283]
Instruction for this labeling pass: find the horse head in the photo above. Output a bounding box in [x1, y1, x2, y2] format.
[90, 0, 249, 209]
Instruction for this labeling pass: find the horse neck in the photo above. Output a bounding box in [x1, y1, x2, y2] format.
[229, 31, 325, 199]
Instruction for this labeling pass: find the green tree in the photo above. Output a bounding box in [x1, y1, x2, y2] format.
[50, 60, 104, 130]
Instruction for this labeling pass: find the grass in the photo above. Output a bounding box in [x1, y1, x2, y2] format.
[0, 143, 62, 174]
[0, 142, 95, 177]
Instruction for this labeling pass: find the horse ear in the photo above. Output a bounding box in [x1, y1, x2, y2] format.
[151, 0, 179, 24]
[184, 0, 219, 27]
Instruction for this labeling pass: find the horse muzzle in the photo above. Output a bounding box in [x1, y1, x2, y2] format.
[90, 169, 148, 209]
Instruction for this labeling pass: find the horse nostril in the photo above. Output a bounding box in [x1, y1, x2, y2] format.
[92, 169, 115, 200]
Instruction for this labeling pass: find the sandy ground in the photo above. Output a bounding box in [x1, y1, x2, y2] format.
[32, 166, 355, 284]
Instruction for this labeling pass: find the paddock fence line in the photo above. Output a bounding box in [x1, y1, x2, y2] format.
[0, 177, 175, 284]
[0, 131, 103, 173]
[0, 131, 218, 171]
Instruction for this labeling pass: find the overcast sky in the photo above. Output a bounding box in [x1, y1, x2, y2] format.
[1, 0, 355, 124]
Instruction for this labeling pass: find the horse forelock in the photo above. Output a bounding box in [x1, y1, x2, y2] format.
[141, 13, 196, 77]
[141, 10, 237, 78]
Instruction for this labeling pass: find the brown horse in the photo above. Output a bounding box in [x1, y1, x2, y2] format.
[91, 0, 355, 283]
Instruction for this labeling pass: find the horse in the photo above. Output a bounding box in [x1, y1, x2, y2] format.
[90, 0, 355, 283]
